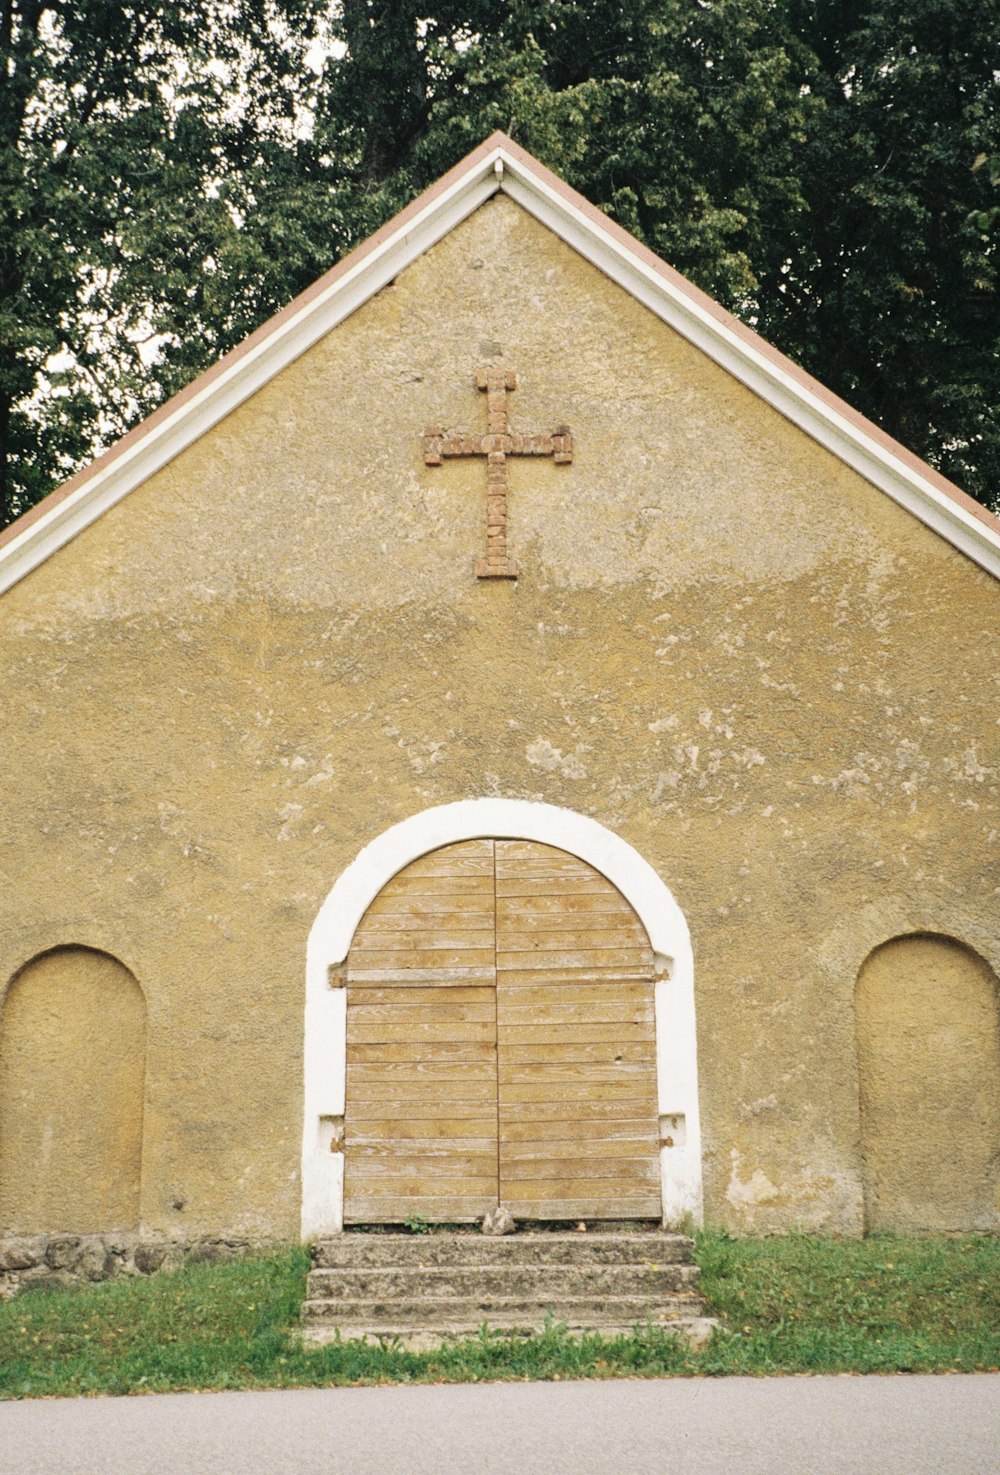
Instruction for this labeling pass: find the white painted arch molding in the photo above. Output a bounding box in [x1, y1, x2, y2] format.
[301, 799, 702, 1236]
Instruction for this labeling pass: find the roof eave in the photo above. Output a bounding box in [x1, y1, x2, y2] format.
[1, 131, 998, 594]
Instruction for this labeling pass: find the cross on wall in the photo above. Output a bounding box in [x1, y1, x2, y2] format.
[424, 371, 572, 578]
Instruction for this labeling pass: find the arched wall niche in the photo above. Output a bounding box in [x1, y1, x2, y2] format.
[0, 945, 147, 1234]
[855, 932, 1000, 1234]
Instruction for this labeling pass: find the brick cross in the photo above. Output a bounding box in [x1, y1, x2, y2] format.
[424, 371, 572, 579]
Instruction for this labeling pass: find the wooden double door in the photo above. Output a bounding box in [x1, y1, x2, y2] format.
[343, 839, 661, 1222]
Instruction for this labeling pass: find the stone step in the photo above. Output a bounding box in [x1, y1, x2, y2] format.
[301, 1292, 704, 1324]
[311, 1232, 693, 1269]
[301, 1315, 717, 1351]
[305, 1262, 699, 1301]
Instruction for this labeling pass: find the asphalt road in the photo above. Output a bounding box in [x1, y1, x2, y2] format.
[2, 1375, 998, 1475]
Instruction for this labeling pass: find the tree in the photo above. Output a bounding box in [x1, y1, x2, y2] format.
[313, 0, 814, 304]
[765, 0, 1000, 507]
[311, 0, 998, 508]
[3, 1, 997, 528]
[0, 0, 320, 526]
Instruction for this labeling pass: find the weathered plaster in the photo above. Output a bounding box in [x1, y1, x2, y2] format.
[857, 935, 1000, 1232]
[0, 949, 146, 1233]
[1, 196, 998, 1237]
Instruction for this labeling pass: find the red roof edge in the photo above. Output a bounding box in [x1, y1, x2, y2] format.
[2, 129, 997, 556]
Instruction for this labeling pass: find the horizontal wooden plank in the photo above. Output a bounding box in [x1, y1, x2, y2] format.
[498, 1041, 655, 1065]
[361, 906, 496, 928]
[349, 1015, 495, 1038]
[352, 1008, 498, 1032]
[348, 1044, 498, 1067]
[349, 967, 496, 986]
[345, 1173, 497, 1196]
[347, 1080, 499, 1103]
[498, 1063, 653, 1085]
[497, 1005, 653, 1028]
[396, 847, 494, 876]
[366, 893, 496, 917]
[348, 1042, 496, 1064]
[496, 878, 618, 898]
[495, 844, 599, 874]
[496, 929, 646, 953]
[505, 1197, 662, 1221]
[497, 948, 650, 971]
[496, 982, 649, 1006]
[347, 1101, 497, 1121]
[499, 1178, 660, 1200]
[373, 876, 495, 898]
[499, 1082, 657, 1104]
[348, 1063, 497, 1085]
[495, 839, 570, 859]
[498, 913, 646, 938]
[499, 1118, 657, 1143]
[497, 1028, 653, 1050]
[500, 1156, 660, 1182]
[350, 1019, 496, 1039]
[351, 927, 497, 951]
[347, 1022, 495, 1044]
[349, 1117, 495, 1139]
[492, 1099, 659, 1123]
[347, 1132, 496, 1151]
[350, 948, 496, 970]
[496, 893, 629, 917]
[348, 1156, 498, 1180]
[347, 1151, 497, 1175]
[349, 1003, 496, 1027]
[418, 837, 493, 854]
[344, 1198, 491, 1223]
[501, 1137, 657, 1161]
[496, 969, 653, 986]
[349, 986, 494, 1008]
[349, 1068, 496, 1088]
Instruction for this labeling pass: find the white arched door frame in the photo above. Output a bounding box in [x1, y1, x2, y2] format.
[301, 799, 701, 1236]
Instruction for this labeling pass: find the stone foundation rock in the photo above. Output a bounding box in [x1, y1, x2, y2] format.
[0, 1234, 256, 1299]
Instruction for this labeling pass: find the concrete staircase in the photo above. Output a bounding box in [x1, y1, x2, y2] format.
[301, 1231, 715, 1348]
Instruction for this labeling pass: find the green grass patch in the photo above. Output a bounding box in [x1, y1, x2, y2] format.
[694, 1231, 1000, 1375]
[1, 1232, 998, 1398]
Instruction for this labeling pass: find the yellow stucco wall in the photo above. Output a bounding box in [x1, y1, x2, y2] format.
[857, 935, 1000, 1232]
[1, 195, 998, 1238]
[0, 948, 146, 1233]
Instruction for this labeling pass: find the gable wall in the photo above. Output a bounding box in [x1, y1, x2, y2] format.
[2, 196, 998, 1237]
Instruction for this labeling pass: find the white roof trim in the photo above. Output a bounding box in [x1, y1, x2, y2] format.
[2, 140, 998, 594]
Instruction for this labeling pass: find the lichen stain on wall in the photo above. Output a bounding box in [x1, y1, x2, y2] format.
[1, 196, 998, 1236]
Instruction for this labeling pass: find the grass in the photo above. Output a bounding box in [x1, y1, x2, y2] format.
[1, 1232, 999, 1398]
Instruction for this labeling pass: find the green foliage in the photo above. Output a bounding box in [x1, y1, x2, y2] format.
[1, 1233, 999, 1398]
[308, 0, 1000, 509]
[0, 0, 323, 525]
[314, 0, 814, 305]
[3, 0, 998, 527]
[766, 0, 1000, 506]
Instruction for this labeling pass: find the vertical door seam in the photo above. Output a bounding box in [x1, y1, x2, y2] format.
[491, 839, 501, 1209]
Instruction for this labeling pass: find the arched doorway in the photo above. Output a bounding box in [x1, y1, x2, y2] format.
[302, 800, 700, 1235]
[344, 837, 660, 1223]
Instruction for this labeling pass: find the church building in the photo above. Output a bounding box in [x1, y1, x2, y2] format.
[1, 135, 998, 1258]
